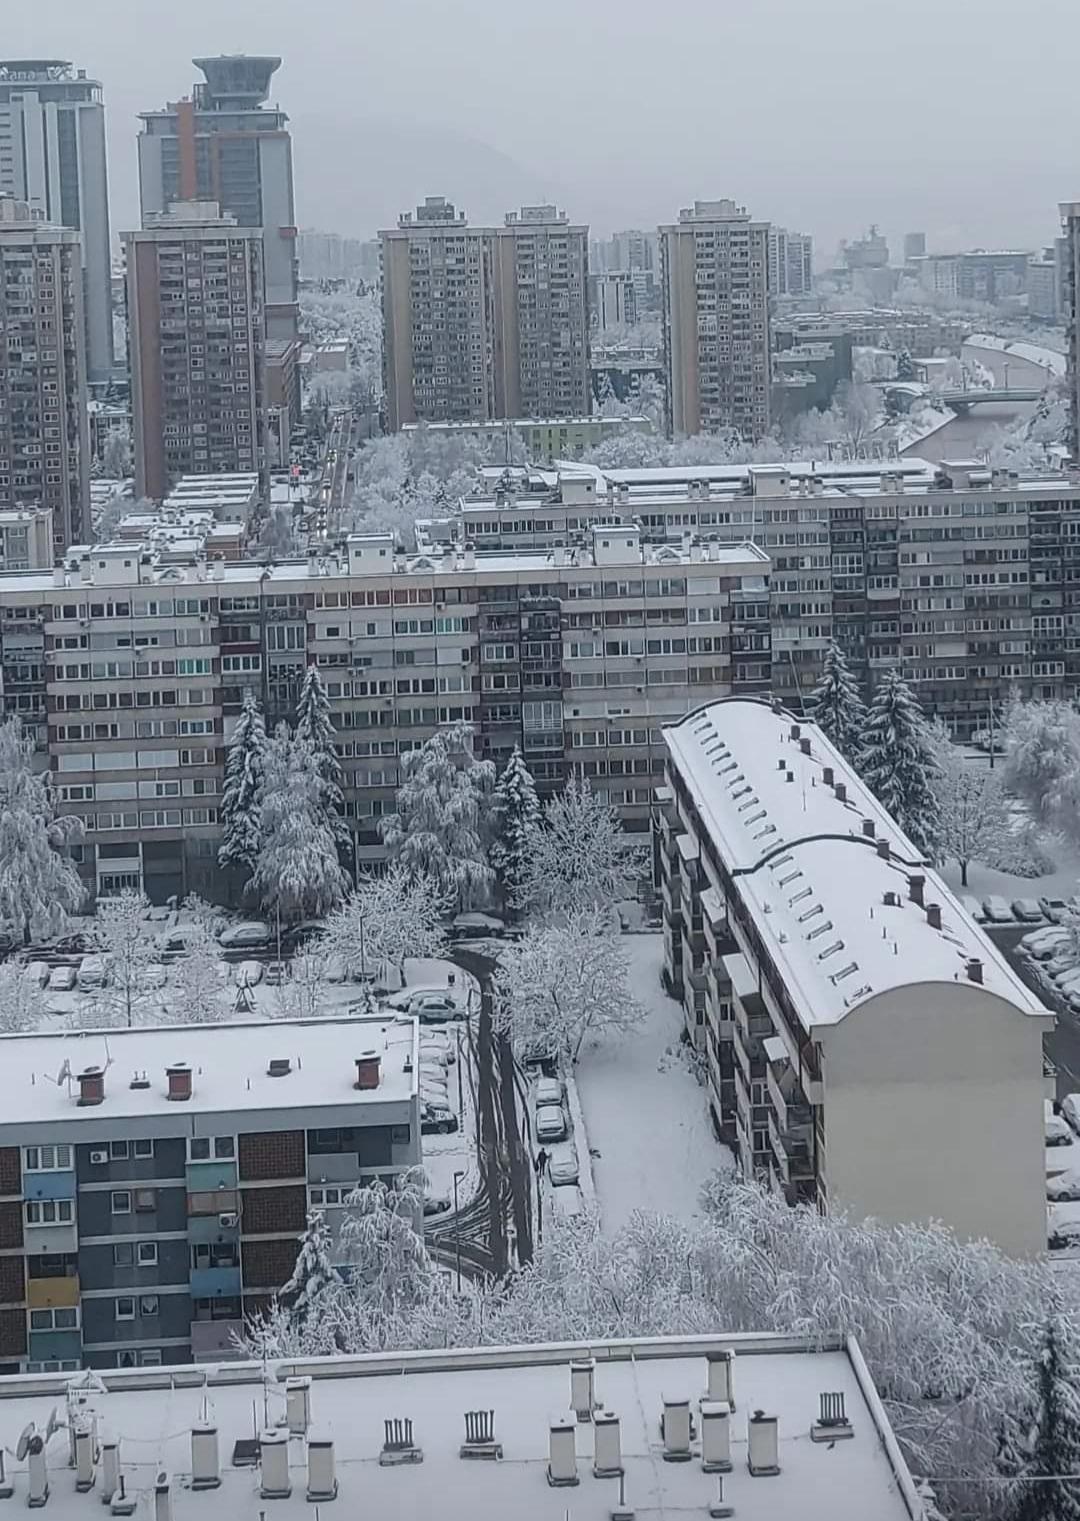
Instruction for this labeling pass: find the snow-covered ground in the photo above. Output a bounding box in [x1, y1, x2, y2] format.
[939, 841, 1080, 906]
[574, 932, 731, 1233]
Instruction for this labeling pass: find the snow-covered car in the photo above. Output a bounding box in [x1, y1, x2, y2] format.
[1042, 898, 1071, 924]
[77, 955, 108, 991]
[1011, 898, 1044, 923]
[1062, 1094, 1080, 1137]
[1051, 962, 1080, 987]
[47, 964, 76, 992]
[423, 1194, 452, 1217]
[235, 960, 264, 988]
[535, 1077, 564, 1108]
[407, 992, 463, 1022]
[1049, 1202, 1080, 1250]
[548, 1148, 580, 1187]
[23, 961, 50, 988]
[282, 919, 328, 951]
[1022, 927, 1069, 958]
[960, 895, 985, 922]
[981, 896, 1013, 924]
[218, 920, 272, 950]
[155, 925, 206, 957]
[421, 1035, 454, 1064]
[323, 956, 348, 984]
[141, 964, 167, 990]
[421, 1103, 458, 1136]
[1048, 1171, 1080, 1203]
[452, 912, 506, 939]
[535, 1104, 568, 1143]
[1046, 1106, 1074, 1148]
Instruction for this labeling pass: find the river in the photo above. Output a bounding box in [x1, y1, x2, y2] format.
[900, 336, 1054, 459]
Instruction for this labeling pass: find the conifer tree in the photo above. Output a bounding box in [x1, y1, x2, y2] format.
[489, 746, 540, 912]
[217, 691, 267, 876]
[295, 664, 348, 847]
[859, 669, 939, 859]
[807, 640, 867, 764]
[999, 1315, 1080, 1521]
[282, 1211, 342, 1319]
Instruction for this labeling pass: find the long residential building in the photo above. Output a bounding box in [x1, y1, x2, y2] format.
[380, 198, 590, 430]
[1061, 200, 1080, 461]
[0, 1016, 420, 1372]
[658, 696, 1051, 1256]
[0, 528, 769, 903]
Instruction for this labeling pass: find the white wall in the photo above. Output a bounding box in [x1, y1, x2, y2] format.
[819, 982, 1050, 1257]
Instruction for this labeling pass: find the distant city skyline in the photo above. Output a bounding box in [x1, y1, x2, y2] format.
[2, 0, 1075, 265]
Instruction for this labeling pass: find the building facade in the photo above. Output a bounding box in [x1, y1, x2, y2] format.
[0, 198, 90, 554]
[590, 271, 637, 331]
[0, 1017, 420, 1372]
[137, 55, 298, 344]
[380, 199, 590, 430]
[124, 203, 266, 502]
[660, 200, 771, 441]
[767, 227, 814, 299]
[658, 697, 1051, 1256]
[0, 60, 113, 382]
[1062, 202, 1080, 461]
[0, 528, 768, 902]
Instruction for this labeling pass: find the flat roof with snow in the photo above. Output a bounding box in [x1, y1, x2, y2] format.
[0, 1017, 418, 1142]
[664, 698, 1050, 1029]
[0, 1334, 925, 1520]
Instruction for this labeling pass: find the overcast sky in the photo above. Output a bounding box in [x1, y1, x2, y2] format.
[4, 0, 1076, 259]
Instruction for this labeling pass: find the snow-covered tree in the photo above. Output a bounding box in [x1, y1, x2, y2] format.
[273, 948, 327, 1022]
[0, 962, 46, 1033]
[251, 728, 350, 923]
[515, 773, 644, 914]
[295, 665, 348, 847]
[930, 729, 1012, 887]
[169, 913, 227, 1024]
[322, 861, 451, 984]
[380, 722, 494, 907]
[998, 1315, 1080, 1521]
[489, 747, 540, 912]
[492, 907, 644, 1064]
[859, 671, 940, 858]
[807, 641, 867, 762]
[0, 715, 84, 944]
[86, 889, 158, 1028]
[282, 1211, 342, 1318]
[218, 692, 267, 878]
[101, 426, 133, 481]
[1004, 697, 1080, 844]
[336, 1170, 439, 1329]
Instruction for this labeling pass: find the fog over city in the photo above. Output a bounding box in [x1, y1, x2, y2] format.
[4, 0, 1077, 251]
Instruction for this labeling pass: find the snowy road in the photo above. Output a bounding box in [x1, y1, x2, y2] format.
[574, 933, 732, 1234]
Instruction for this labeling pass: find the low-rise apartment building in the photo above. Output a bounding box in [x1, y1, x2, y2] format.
[0, 527, 769, 902]
[0, 1016, 420, 1372]
[657, 696, 1051, 1256]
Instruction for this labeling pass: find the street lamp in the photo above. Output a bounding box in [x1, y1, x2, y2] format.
[452, 1169, 466, 1292]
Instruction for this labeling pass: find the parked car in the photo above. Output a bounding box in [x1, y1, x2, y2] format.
[452, 912, 506, 939]
[970, 728, 1004, 754]
[421, 1103, 458, 1136]
[1011, 898, 1044, 923]
[235, 960, 264, 988]
[24, 961, 50, 988]
[535, 1104, 568, 1143]
[960, 895, 985, 922]
[282, 919, 328, 950]
[1049, 1202, 1080, 1250]
[1062, 1094, 1080, 1137]
[408, 992, 463, 1022]
[1022, 927, 1069, 957]
[1047, 1106, 1075, 1148]
[548, 1148, 580, 1187]
[77, 955, 108, 991]
[218, 920, 272, 950]
[1048, 1171, 1080, 1203]
[1042, 898, 1072, 925]
[423, 1194, 452, 1217]
[48, 964, 76, 992]
[141, 964, 167, 991]
[535, 1078, 565, 1109]
[981, 896, 1014, 924]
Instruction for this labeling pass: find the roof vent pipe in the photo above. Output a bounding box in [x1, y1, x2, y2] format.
[876, 838, 890, 861]
[862, 818, 875, 839]
[547, 1418, 579, 1487]
[101, 1437, 119, 1505]
[154, 1473, 172, 1521]
[926, 903, 942, 930]
[822, 766, 834, 787]
[259, 1430, 291, 1500]
[701, 1403, 733, 1474]
[306, 1435, 337, 1503]
[286, 1376, 311, 1435]
[593, 1412, 622, 1479]
[74, 1420, 95, 1492]
[570, 1359, 595, 1421]
[190, 1424, 220, 1490]
[909, 874, 925, 906]
[27, 1437, 47, 1509]
[967, 958, 984, 985]
[747, 1411, 780, 1477]
[706, 1349, 735, 1409]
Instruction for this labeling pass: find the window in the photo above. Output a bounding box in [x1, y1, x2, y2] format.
[136, 1243, 158, 1267]
[133, 1140, 154, 1159]
[109, 1141, 129, 1161]
[308, 1185, 350, 1208]
[24, 1145, 72, 1172]
[113, 1243, 134, 1267]
[134, 1189, 156, 1213]
[140, 1296, 159, 1317]
[111, 1191, 131, 1214]
[29, 1307, 77, 1331]
[140, 1349, 162, 1367]
[115, 1297, 135, 1321]
[188, 1137, 234, 1160]
[26, 1200, 73, 1226]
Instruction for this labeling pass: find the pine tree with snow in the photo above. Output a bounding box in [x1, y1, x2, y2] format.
[807, 641, 867, 764]
[250, 727, 350, 923]
[380, 722, 495, 907]
[999, 1315, 1080, 1521]
[489, 747, 540, 912]
[218, 691, 267, 877]
[294, 665, 348, 849]
[282, 1210, 342, 1318]
[0, 715, 84, 944]
[859, 670, 940, 859]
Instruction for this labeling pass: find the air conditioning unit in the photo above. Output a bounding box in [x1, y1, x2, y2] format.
[218, 1212, 238, 1229]
[89, 1149, 108, 1165]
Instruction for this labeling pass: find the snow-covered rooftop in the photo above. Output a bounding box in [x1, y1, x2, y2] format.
[0, 1334, 925, 1521]
[0, 1017, 418, 1141]
[663, 698, 1050, 1030]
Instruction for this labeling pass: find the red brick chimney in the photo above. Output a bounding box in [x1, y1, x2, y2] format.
[354, 1052, 381, 1091]
[77, 1066, 105, 1107]
[166, 1063, 192, 1102]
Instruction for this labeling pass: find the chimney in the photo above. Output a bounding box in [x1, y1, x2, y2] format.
[706, 1349, 735, 1409]
[553, 545, 566, 568]
[747, 1411, 780, 1477]
[190, 1424, 220, 1490]
[834, 782, 846, 802]
[909, 874, 925, 906]
[211, 559, 225, 582]
[799, 737, 811, 756]
[306, 1435, 337, 1503]
[77, 1066, 105, 1107]
[166, 1063, 192, 1102]
[52, 565, 65, 588]
[354, 1052, 382, 1090]
[593, 1412, 622, 1479]
[789, 723, 801, 741]
[101, 1437, 119, 1504]
[259, 1430, 291, 1500]
[547, 1418, 578, 1487]
[661, 1398, 692, 1461]
[286, 1376, 311, 1434]
[701, 1403, 733, 1474]
[27, 1437, 47, 1508]
[570, 1359, 595, 1421]
[74, 1420, 95, 1492]
[822, 766, 834, 787]
[926, 902, 942, 930]
[876, 838, 890, 861]
[967, 957, 984, 985]
[861, 818, 875, 839]
[154, 1473, 172, 1521]
[463, 547, 476, 571]
[770, 696, 783, 715]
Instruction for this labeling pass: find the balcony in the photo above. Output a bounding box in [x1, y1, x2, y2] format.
[186, 1160, 238, 1192]
[190, 1265, 242, 1299]
[27, 1275, 79, 1311]
[191, 1318, 246, 1361]
[766, 1054, 813, 1134]
[27, 1328, 81, 1363]
[768, 1109, 814, 1185]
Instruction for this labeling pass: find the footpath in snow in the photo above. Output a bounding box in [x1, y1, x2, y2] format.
[574, 933, 731, 1234]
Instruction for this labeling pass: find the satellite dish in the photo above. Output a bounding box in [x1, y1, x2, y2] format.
[44, 1408, 60, 1443]
[55, 1060, 71, 1088]
[15, 1424, 34, 1461]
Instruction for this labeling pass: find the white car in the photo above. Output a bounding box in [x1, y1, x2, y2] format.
[218, 920, 272, 950]
[1024, 929, 1070, 959]
[48, 964, 76, 992]
[407, 992, 462, 1022]
[1047, 1105, 1074, 1148]
[981, 896, 1013, 924]
[1062, 1093, 1080, 1137]
[77, 955, 108, 991]
[535, 1104, 568, 1143]
[24, 961, 50, 988]
[535, 1078, 564, 1108]
[548, 1148, 580, 1187]
[1012, 898, 1044, 924]
[235, 960, 264, 988]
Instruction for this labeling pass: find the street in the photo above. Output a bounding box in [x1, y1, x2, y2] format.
[311, 409, 354, 545]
